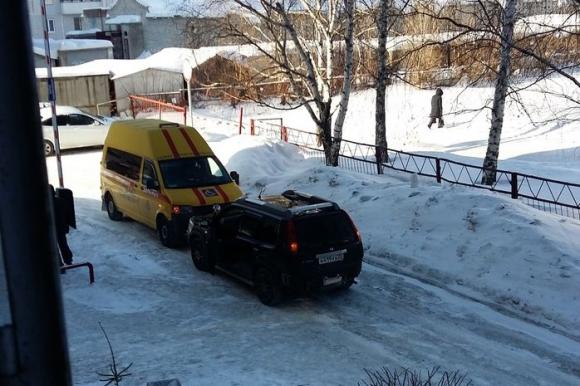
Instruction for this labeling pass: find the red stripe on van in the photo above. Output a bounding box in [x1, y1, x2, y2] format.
[214, 185, 229, 202]
[191, 188, 207, 205]
[178, 127, 199, 156]
[161, 129, 180, 158]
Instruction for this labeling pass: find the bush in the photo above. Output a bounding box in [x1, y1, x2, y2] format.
[358, 366, 472, 386]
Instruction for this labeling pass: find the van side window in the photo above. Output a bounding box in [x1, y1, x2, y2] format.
[142, 160, 159, 188]
[105, 148, 142, 181]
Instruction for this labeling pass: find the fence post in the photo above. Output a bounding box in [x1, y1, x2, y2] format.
[376, 146, 383, 175]
[436, 158, 442, 183]
[250, 119, 255, 136]
[130, 97, 135, 119]
[281, 126, 288, 142]
[239, 107, 244, 135]
[511, 172, 518, 199]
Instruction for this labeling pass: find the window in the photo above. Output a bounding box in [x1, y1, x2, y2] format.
[142, 160, 159, 189]
[217, 208, 243, 240]
[69, 114, 95, 126]
[238, 215, 279, 244]
[48, 19, 55, 33]
[105, 148, 142, 181]
[158, 156, 230, 189]
[239, 215, 261, 239]
[73, 17, 82, 31]
[42, 115, 68, 126]
[295, 212, 356, 248]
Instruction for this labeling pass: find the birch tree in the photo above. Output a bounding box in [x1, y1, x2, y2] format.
[481, 0, 517, 185]
[221, 0, 357, 166]
[374, 0, 390, 168]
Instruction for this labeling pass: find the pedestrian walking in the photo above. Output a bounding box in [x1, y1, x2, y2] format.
[428, 88, 444, 129]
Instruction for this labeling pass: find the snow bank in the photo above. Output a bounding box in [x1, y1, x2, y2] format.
[214, 137, 580, 336]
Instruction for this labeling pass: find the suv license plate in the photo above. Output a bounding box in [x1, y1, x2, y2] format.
[317, 250, 346, 265]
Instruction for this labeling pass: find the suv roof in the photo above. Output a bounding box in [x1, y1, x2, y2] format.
[236, 190, 340, 219]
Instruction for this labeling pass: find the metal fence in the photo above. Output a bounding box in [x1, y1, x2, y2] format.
[249, 119, 580, 220]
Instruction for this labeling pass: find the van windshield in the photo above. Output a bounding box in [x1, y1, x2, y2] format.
[158, 156, 231, 189]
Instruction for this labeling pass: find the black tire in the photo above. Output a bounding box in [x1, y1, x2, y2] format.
[157, 216, 178, 248]
[105, 194, 123, 221]
[44, 140, 55, 157]
[254, 267, 283, 306]
[190, 237, 213, 272]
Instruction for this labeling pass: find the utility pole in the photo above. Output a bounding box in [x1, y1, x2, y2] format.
[41, 0, 64, 187]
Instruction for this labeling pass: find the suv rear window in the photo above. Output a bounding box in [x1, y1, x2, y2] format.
[294, 211, 356, 248]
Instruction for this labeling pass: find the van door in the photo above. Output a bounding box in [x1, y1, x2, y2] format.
[103, 147, 142, 220]
[136, 159, 161, 228]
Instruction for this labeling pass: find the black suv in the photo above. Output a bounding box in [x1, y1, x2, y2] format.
[186, 190, 363, 305]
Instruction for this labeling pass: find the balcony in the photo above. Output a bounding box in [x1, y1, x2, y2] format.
[61, 1, 103, 15]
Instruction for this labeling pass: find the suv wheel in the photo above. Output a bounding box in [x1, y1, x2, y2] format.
[44, 140, 55, 157]
[254, 267, 283, 306]
[105, 194, 123, 221]
[158, 216, 178, 248]
[190, 237, 213, 272]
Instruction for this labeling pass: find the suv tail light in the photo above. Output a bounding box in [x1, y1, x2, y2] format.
[346, 213, 361, 242]
[286, 220, 299, 254]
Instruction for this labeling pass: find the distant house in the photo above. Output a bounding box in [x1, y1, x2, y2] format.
[28, 0, 191, 64]
[82, 0, 190, 59]
[32, 38, 114, 67]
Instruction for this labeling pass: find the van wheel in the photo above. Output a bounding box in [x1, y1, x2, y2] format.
[44, 140, 55, 157]
[105, 194, 123, 221]
[157, 216, 178, 248]
[190, 237, 213, 272]
[254, 267, 283, 306]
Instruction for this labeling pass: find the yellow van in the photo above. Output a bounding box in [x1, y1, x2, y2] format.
[100, 119, 243, 247]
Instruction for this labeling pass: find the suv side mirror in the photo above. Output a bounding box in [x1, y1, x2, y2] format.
[230, 171, 240, 185]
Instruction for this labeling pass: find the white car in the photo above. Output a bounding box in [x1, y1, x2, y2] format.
[41, 106, 113, 156]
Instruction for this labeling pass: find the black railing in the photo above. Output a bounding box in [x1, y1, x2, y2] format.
[250, 120, 580, 220]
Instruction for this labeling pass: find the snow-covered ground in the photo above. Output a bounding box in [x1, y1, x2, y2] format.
[192, 74, 580, 183]
[46, 95, 580, 384]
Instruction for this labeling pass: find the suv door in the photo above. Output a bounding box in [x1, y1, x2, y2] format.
[136, 159, 161, 227]
[230, 214, 279, 281]
[213, 207, 244, 267]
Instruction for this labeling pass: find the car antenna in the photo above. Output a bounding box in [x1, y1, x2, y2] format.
[258, 187, 266, 200]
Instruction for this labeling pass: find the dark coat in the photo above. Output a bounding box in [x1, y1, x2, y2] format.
[430, 88, 443, 118]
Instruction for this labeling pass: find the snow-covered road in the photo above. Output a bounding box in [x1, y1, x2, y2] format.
[63, 198, 580, 386]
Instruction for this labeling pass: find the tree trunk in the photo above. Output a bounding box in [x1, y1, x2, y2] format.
[319, 100, 334, 165]
[375, 0, 389, 172]
[481, 0, 517, 185]
[329, 0, 356, 167]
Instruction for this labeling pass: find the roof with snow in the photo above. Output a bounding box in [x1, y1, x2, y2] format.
[107, 0, 191, 17]
[66, 28, 102, 37]
[105, 15, 142, 24]
[515, 13, 580, 35]
[32, 38, 113, 60]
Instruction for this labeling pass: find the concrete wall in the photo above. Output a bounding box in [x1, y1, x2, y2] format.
[36, 74, 112, 116]
[143, 17, 187, 53]
[33, 53, 57, 68]
[58, 47, 113, 66]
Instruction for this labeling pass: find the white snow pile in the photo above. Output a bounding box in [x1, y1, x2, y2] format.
[208, 135, 580, 337]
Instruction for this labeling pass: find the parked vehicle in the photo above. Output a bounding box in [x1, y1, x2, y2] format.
[187, 190, 363, 306]
[41, 106, 113, 156]
[100, 119, 243, 247]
